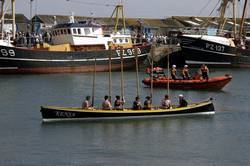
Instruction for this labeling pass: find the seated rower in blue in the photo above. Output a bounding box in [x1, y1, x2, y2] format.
[114, 95, 125, 110]
[133, 96, 142, 110]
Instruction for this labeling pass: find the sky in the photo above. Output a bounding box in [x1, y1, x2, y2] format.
[13, 0, 249, 19]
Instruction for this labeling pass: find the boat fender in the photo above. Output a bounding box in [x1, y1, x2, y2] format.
[209, 97, 213, 101]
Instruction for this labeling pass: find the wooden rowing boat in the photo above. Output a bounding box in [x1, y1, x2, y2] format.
[40, 99, 214, 122]
[142, 74, 232, 90]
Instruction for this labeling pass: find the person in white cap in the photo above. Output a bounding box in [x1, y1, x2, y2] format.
[182, 65, 190, 80]
[178, 94, 188, 107]
[171, 64, 177, 80]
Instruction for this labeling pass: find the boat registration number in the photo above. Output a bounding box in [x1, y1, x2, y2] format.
[205, 43, 225, 52]
[0, 49, 15, 57]
[116, 48, 141, 57]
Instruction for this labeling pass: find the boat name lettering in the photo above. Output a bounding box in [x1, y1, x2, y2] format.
[205, 43, 225, 52]
[1, 49, 15, 57]
[116, 48, 141, 57]
[55, 111, 76, 118]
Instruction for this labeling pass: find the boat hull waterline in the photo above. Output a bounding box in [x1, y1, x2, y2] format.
[0, 44, 150, 74]
[142, 75, 232, 90]
[40, 100, 215, 122]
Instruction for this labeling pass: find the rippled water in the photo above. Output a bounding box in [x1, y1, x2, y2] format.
[0, 68, 250, 166]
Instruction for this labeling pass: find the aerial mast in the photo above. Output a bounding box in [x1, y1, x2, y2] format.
[217, 0, 230, 35]
[239, 0, 248, 39]
[110, 0, 126, 34]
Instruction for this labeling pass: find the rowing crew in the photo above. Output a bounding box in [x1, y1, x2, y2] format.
[82, 94, 188, 110]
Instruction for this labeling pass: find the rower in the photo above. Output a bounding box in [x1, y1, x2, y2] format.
[143, 96, 152, 110]
[160, 94, 171, 109]
[102, 95, 112, 110]
[178, 94, 188, 107]
[114, 95, 125, 110]
[82, 96, 91, 109]
[200, 64, 209, 80]
[132, 96, 142, 110]
[182, 65, 190, 80]
[171, 65, 177, 80]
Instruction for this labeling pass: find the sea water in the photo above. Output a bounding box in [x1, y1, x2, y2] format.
[0, 68, 249, 166]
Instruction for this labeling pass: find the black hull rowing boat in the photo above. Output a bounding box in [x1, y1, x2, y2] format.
[40, 100, 215, 122]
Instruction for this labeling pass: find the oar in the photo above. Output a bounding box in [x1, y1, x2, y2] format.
[167, 39, 171, 96]
[150, 44, 155, 104]
[135, 46, 140, 97]
[108, 46, 112, 102]
[120, 46, 125, 109]
[92, 57, 96, 107]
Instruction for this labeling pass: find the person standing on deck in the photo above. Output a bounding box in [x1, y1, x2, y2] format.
[171, 65, 177, 80]
[182, 65, 190, 80]
[200, 64, 209, 80]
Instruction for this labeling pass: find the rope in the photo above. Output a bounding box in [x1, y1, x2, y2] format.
[197, 0, 213, 16]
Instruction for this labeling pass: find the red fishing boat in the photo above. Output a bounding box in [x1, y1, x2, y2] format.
[142, 74, 232, 90]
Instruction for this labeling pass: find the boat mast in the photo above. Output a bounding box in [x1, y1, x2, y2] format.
[110, 0, 126, 34]
[239, 0, 248, 39]
[217, 0, 230, 35]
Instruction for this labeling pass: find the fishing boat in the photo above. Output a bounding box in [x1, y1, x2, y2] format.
[179, 0, 250, 67]
[0, 2, 150, 74]
[40, 99, 214, 122]
[142, 74, 232, 90]
[180, 35, 250, 67]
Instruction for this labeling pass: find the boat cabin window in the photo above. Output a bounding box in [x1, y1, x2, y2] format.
[84, 28, 91, 35]
[125, 38, 128, 43]
[113, 39, 117, 43]
[61, 29, 64, 35]
[67, 29, 71, 34]
[73, 29, 77, 34]
[57, 30, 60, 35]
[77, 28, 81, 34]
[119, 39, 123, 43]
